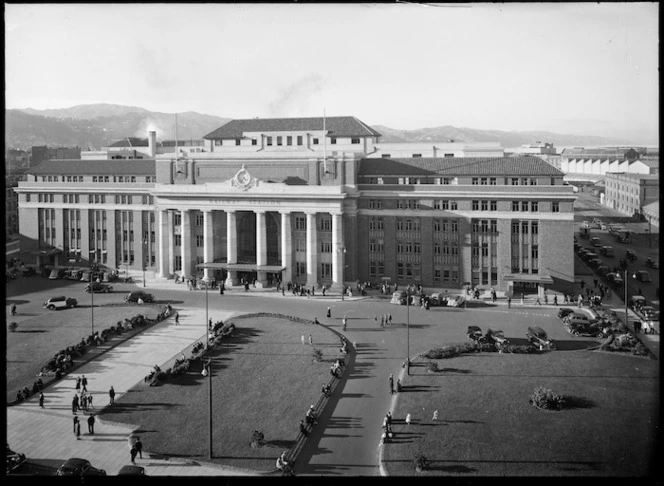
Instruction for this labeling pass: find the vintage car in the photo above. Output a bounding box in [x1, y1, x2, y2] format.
[84, 282, 113, 293]
[485, 328, 509, 348]
[390, 291, 407, 305]
[6, 444, 26, 475]
[56, 458, 106, 476]
[558, 307, 575, 320]
[526, 326, 555, 349]
[467, 325, 485, 343]
[124, 290, 155, 303]
[43, 296, 78, 310]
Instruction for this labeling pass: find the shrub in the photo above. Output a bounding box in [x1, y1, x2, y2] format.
[250, 430, 264, 448]
[530, 386, 565, 411]
[426, 361, 439, 373]
[8, 322, 18, 332]
[632, 342, 650, 357]
[414, 453, 429, 471]
[312, 348, 323, 362]
[149, 371, 168, 386]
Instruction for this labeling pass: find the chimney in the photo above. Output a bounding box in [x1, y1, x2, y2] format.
[148, 131, 157, 157]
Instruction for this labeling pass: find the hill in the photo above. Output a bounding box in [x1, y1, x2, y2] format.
[6, 103, 632, 150]
[371, 124, 630, 148]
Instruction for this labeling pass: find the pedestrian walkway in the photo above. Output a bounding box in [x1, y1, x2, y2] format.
[7, 305, 252, 476]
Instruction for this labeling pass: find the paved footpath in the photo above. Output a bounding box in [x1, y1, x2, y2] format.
[6, 304, 253, 476]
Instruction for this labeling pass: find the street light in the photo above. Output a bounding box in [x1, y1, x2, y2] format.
[89, 251, 95, 335]
[142, 239, 148, 288]
[205, 279, 212, 460]
[624, 268, 637, 331]
[406, 287, 410, 376]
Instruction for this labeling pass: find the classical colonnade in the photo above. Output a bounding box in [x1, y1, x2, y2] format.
[157, 208, 345, 289]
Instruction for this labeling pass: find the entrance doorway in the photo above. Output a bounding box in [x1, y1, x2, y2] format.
[512, 281, 539, 295]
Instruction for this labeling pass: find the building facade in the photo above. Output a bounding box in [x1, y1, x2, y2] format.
[559, 147, 655, 182]
[15, 116, 576, 295]
[603, 172, 660, 217]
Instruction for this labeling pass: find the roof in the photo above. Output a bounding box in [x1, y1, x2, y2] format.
[358, 157, 564, 177]
[108, 137, 149, 148]
[203, 116, 381, 139]
[642, 201, 659, 216]
[28, 159, 156, 176]
[562, 148, 638, 158]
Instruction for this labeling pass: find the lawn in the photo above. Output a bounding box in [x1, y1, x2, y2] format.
[98, 316, 339, 472]
[384, 348, 659, 477]
[6, 304, 165, 403]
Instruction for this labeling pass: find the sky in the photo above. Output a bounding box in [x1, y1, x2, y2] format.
[4, 3, 659, 143]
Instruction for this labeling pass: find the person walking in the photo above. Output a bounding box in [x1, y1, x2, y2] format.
[326, 306, 331, 318]
[129, 435, 138, 464]
[388, 313, 392, 325]
[74, 416, 81, 440]
[308, 334, 313, 346]
[10, 303, 17, 316]
[380, 315, 384, 327]
[39, 392, 45, 409]
[109, 386, 115, 405]
[75, 376, 81, 392]
[389, 374, 394, 395]
[553, 295, 558, 306]
[87, 414, 95, 435]
[72, 395, 79, 414]
[81, 375, 88, 392]
[135, 437, 143, 458]
[507, 297, 511, 309]
[520, 293, 524, 305]
[175, 312, 179, 325]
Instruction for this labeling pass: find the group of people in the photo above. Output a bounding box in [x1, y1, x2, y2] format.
[330, 358, 345, 378]
[381, 412, 394, 443]
[376, 313, 393, 327]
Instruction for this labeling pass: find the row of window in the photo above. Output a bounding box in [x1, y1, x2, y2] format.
[30, 193, 155, 205]
[368, 217, 460, 232]
[263, 136, 362, 147]
[365, 177, 557, 186]
[369, 199, 561, 213]
[40, 175, 155, 183]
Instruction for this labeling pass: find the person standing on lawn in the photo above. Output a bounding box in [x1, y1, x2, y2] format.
[72, 395, 79, 414]
[39, 392, 45, 409]
[135, 438, 143, 458]
[87, 414, 95, 435]
[389, 374, 394, 395]
[109, 386, 115, 405]
[81, 375, 88, 392]
[74, 416, 81, 440]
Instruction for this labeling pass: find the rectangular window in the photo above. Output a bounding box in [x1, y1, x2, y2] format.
[490, 200, 497, 211]
[330, 137, 337, 145]
[434, 200, 441, 210]
[472, 178, 479, 185]
[552, 201, 560, 213]
[312, 138, 319, 145]
[381, 154, 392, 158]
[351, 138, 360, 144]
[369, 200, 382, 210]
[267, 136, 273, 146]
[277, 136, 283, 146]
[521, 201, 528, 212]
[320, 241, 332, 253]
[450, 201, 458, 210]
[235, 139, 241, 146]
[196, 235, 204, 247]
[481, 200, 488, 211]
[472, 200, 479, 211]
[512, 178, 519, 186]
[295, 216, 307, 230]
[490, 177, 497, 185]
[530, 178, 537, 185]
[532, 222, 539, 234]
[174, 234, 181, 246]
[297, 136, 303, 146]
[512, 201, 519, 212]
[320, 218, 331, 231]
[531, 201, 538, 212]
[412, 154, 422, 158]
[287, 136, 292, 146]
[252, 139, 257, 146]
[481, 177, 488, 185]
[441, 200, 449, 210]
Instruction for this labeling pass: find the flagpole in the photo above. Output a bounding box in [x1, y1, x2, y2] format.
[323, 108, 327, 175]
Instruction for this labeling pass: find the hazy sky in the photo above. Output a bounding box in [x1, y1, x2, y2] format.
[5, 3, 659, 143]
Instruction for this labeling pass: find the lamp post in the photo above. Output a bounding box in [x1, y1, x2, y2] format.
[89, 251, 95, 335]
[624, 268, 637, 331]
[205, 279, 212, 460]
[142, 239, 148, 288]
[406, 287, 410, 376]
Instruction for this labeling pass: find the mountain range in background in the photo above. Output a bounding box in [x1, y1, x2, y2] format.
[5, 103, 636, 151]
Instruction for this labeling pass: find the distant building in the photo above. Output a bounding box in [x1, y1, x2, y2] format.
[642, 201, 659, 228]
[513, 142, 557, 156]
[30, 146, 81, 166]
[603, 172, 659, 218]
[366, 142, 504, 159]
[559, 147, 654, 182]
[6, 168, 29, 238]
[6, 149, 31, 170]
[81, 133, 205, 160]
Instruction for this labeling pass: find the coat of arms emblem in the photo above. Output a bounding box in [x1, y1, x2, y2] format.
[231, 165, 258, 191]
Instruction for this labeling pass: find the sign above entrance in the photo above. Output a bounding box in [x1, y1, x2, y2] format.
[231, 164, 259, 191]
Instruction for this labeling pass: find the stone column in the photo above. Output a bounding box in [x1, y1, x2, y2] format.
[168, 211, 175, 275]
[280, 211, 292, 285]
[331, 212, 344, 292]
[255, 210, 268, 288]
[306, 212, 318, 288]
[181, 209, 192, 278]
[203, 209, 214, 281]
[158, 209, 170, 277]
[225, 210, 238, 286]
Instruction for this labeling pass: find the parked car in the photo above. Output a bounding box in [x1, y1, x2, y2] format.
[606, 273, 624, 286]
[56, 458, 106, 476]
[558, 307, 575, 319]
[43, 296, 78, 310]
[21, 265, 37, 276]
[635, 270, 652, 283]
[124, 290, 155, 303]
[584, 252, 598, 262]
[118, 465, 146, 476]
[567, 320, 604, 338]
[599, 246, 614, 257]
[645, 257, 658, 268]
[590, 237, 601, 247]
[6, 444, 26, 474]
[588, 258, 603, 269]
[640, 306, 657, 320]
[467, 325, 486, 343]
[625, 249, 637, 261]
[564, 313, 594, 326]
[84, 282, 113, 293]
[596, 265, 610, 276]
[485, 328, 509, 348]
[526, 326, 555, 349]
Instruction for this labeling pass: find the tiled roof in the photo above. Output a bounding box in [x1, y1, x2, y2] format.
[28, 159, 156, 175]
[203, 116, 382, 139]
[108, 137, 150, 148]
[358, 157, 564, 177]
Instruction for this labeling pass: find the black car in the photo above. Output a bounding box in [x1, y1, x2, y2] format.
[6, 444, 26, 474]
[124, 290, 155, 303]
[56, 458, 106, 476]
[84, 282, 114, 293]
[557, 307, 575, 319]
[118, 465, 147, 476]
